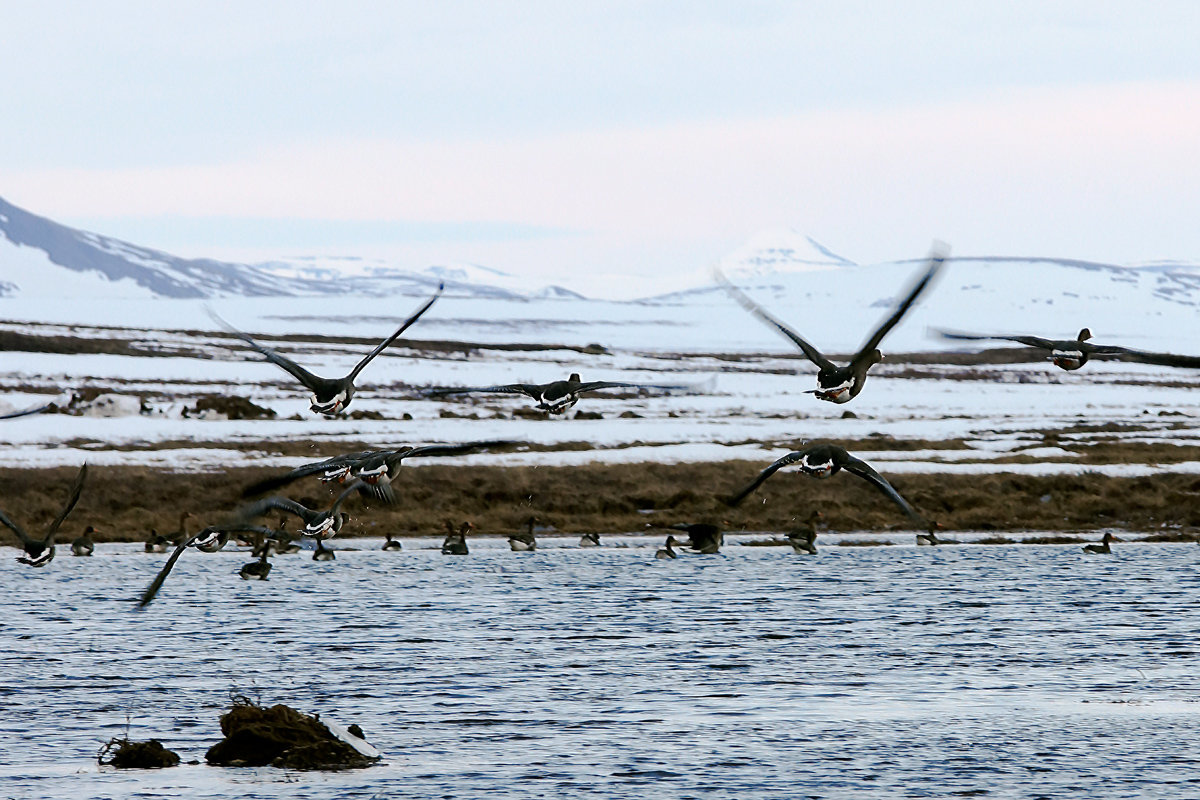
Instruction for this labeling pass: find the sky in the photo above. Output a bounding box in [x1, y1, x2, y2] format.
[2, 1, 1200, 298]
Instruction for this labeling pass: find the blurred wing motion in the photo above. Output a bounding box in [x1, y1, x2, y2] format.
[712, 268, 835, 370]
[137, 524, 275, 608]
[345, 285, 444, 382]
[724, 451, 808, 507]
[855, 246, 948, 360]
[840, 455, 929, 527]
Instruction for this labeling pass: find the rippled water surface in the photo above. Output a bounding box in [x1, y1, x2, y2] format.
[3, 536, 1200, 799]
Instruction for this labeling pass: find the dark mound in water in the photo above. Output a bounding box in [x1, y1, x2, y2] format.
[98, 737, 180, 769]
[187, 395, 277, 420]
[205, 696, 379, 771]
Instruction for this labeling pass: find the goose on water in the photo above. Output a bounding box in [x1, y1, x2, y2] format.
[788, 511, 824, 554]
[655, 535, 679, 559]
[714, 245, 947, 404]
[442, 521, 472, 555]
[1082, 532, 1114, 554]
[0, 463, 88, 568]
[381, 534, 403, 551]
[210, 284, 442, 415]
[71, 525, 97, 556]
[509, 517, 538, 552]
[137, 523, 277, 607]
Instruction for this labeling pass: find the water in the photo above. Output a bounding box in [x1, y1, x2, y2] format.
[3, 537, 1199, 799]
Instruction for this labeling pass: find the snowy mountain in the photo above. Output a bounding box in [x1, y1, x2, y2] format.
[0, 196, 579, 301]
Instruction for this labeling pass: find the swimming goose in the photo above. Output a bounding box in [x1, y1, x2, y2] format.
[671, 523, 723, 554]
[0, 463, 87, 567]
[788, 511, 823, 554]
[240, 440, 517, 501]
[144, 529, 170, 553]
[932, 327, 1200, 371]
[655, 535, 679, 559]
[726, 444, 932, 529]
[381, 533, 403, 551]
[71, 525, 97, 556]
[579, 532, 601, 547]
[442, 520, 472, 555]
[312, 538, 337, 561]
[1082, 532, 1114, 554]
[915, 528, 957, 546]
[271, 518, 302, 554]
[714, 245, 947, 403]
[235, 481, 364, 540]
[166, 512, 194, 546]
[508, 517, 538, 551]
[241, 533, 274, 579]
[427, 373, 696, 415]
[209, 284, 442, 415]
[136, 523, 276, 607]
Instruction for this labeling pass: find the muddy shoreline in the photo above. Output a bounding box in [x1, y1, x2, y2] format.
[4, 463, 1199, 545]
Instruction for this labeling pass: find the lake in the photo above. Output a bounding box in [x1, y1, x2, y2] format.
[3, 535, 1199, 799]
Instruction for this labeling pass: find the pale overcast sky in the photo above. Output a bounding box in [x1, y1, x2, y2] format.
[2, 1, 1200, 296]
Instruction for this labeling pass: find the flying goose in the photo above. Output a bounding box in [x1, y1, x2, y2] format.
[0, 463, 88, 567]
[136, 523, 277, 607]
[210, 284, 442, 415]
[241, 440, 518, 502]
[932, 327, 1200, 371]
[670, 523, 723, 554]
[714, 246, 947, 403]
[427, 373, 697, 415]
[726, 444, 931, 529]
[236, 481, 364, 540]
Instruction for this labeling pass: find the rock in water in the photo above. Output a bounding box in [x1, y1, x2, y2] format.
[205, 695, 380, 770]
[98, 738, 181, 769]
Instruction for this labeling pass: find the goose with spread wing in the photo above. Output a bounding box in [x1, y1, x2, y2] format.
[725, 444, 931, 529]
[241, 440, 519, 503]
[136, 523, 277, 607]
[932, 327, 1200, 371]
[210, 284, 442, 415]
[0, 463, 87, 567]
[236, 481, 364, 540]
[715, 246, 947, 403]
[427, 373, 697, 415]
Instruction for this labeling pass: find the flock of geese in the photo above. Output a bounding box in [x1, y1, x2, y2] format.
[6, 246, 1200, 606]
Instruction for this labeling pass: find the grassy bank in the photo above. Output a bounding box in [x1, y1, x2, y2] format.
[3, 463, 1200, 545]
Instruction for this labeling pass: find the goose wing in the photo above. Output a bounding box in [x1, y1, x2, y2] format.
[573, 380, 696, 394]
[396, 440, 521, 460]
[0, 399, 55, 420]
[724, 451, 809, 507]
[0, 509, 34, 547]
[932, 328, 1057, 350]
[209, 309, 339, 395]
[425, 383, 541, 399]
[240, 451, 384, 497]
[1081, 343, 1200, 368]
[137, 524, 275, 607]
[346, 284, 444, 382]
[854, 246, 947, 361]
[44, 463, 88, 545]
[237, 496, 317, 524]
[841, 454, 928, 526]
[713, 269, 835, 370]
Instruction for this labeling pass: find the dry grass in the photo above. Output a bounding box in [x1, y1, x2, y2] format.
[2, 462, 1200, 545]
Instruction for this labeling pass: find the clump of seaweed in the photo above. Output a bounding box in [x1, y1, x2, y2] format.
[836, 539, 894, 547]
[205, 695, 379, 771]
[98, 737, 180, 769]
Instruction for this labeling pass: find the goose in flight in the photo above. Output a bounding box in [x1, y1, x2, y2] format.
[0, 463, 88, 567]
[932, 327, 1200, 371]
[210, 284, 442, 415]
[241, 440, 518, 503]
[236, 481, 364, 540]
[714, 245, 947, 403]
[725, 444, 931, 529]
[136, 523, 277, 607]
[427, 373, 698, 415]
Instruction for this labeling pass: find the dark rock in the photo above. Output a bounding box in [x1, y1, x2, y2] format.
[349, 409, 385, 420]
[618, 411, 643, 419]
[205, 696, 378, 771]
[98, 738, 180, 769]
[574, 411, 603, 420]
[187, 395, 276, 420]
[840, 410, 858, 419]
